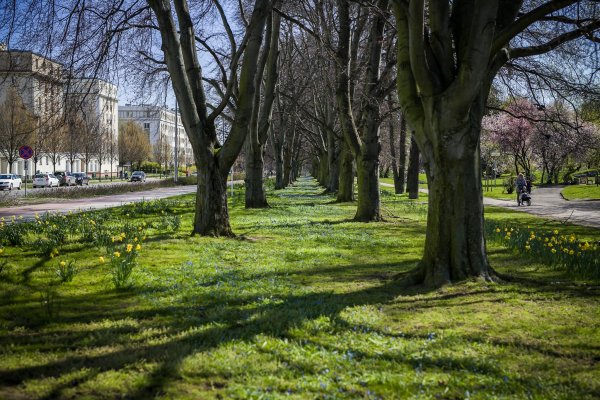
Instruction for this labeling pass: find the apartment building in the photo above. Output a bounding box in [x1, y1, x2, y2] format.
[66, 78, 119, 176]
[0, 48, 65, 175]
[0, 47, 120, 177]
[118, 104, 193, 169]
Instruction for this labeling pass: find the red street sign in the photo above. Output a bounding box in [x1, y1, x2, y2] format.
[19, 145, 33, 160]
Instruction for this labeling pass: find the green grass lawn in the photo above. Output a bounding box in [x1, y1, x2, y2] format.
[0, 178, 599, 399]
[481, 186, 514, 201]
[562, 184, 600, 200]
[380, 176, 516, 201]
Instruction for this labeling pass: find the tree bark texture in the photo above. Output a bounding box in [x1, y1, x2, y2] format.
[418, 136, 491, 286]
[245, 8, 280, 208]
[194, 152, 232, 236]
[326, 131, 340, 192]
[337, 142, 355, 202]
[397, 116, 408, 193]
[148, 0, 272, 234]
[335, 0, 387, 221]
[407, 133, 419, 199]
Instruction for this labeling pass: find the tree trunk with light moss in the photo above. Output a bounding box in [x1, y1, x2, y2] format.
[148, 0, 272, 235]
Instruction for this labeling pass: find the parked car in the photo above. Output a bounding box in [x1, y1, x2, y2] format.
[130, 171, 146, 182]
[72, 172, 90, 186]
[0, 174, 22, 190]
[54, 171, 77, 186]
[33, 173, 59, 188]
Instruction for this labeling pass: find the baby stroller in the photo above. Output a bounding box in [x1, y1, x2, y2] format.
[517, 185, 531, 206]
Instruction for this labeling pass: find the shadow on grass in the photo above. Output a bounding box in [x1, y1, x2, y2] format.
[1, 257, 597, 399]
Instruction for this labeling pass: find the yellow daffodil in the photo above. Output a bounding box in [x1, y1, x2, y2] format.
[126, 244, 133, 252]
[59, 261, 66, 267]
[569, 250, 574, 256]
[551, 248, 557, 254]
[99, 256, 105, 264]
[553, 229, 559, 235]
[525, 245, 531, 251]
[495, 228, 501, 233]
[135, 244, 141, 251]
[114, 251, 121, 258]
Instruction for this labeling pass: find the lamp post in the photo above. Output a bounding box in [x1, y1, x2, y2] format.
[174, 101, 179, 183]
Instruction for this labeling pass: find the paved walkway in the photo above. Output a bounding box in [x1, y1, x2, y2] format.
[483, 186, 600, 229]
[381, 182, 600, 229]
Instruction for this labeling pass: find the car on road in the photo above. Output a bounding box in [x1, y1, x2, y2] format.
[72, 172, 90, 186]
[0, 174, 22, 190]
[55, 171, 77, 186]
[33, 173, 59, 188]
[130, 171, 146, 182]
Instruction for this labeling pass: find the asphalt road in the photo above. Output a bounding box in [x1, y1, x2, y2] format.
[0, 178, 158, 197]
[0, 185, 198, 221]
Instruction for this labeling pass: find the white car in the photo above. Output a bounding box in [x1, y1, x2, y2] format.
[33, 173, 59, 188]
[0, 174, 22, 190]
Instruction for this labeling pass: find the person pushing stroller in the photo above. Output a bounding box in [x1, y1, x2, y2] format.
[515, 173, 531, 206]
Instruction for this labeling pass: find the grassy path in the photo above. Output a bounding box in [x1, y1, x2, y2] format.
[0, 177, 599, 399]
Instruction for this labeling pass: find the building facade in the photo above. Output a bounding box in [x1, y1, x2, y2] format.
[118, 104, 194, 171]
[66, 78, 119, 176]
[0, 49, 64, 175]
[0, 48, 120, 177]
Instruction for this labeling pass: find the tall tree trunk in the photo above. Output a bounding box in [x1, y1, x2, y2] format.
[337, 142, 354, 202]
[397, 116, 408, 193]
[407, 133, 420, 199]
[283, 145, 292, 186]
[245, 8, 280, 208]
[326, 131, 339, 192]
[417, 139, 491, 286]
[389, 114, 407, 194]
[354, 106, 382, 221]
[194, 152, 232, 236]
[317, 152, 328, 187]
[272, 132, 285, 189]
[244, 140, 268, 208]
[335, 0, 386, 221]
[148, 0, 271, 234]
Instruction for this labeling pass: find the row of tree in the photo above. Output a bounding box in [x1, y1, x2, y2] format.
[5, 0, 599, 286]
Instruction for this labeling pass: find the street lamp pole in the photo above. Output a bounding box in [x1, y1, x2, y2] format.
[174, 100, 178, 183]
